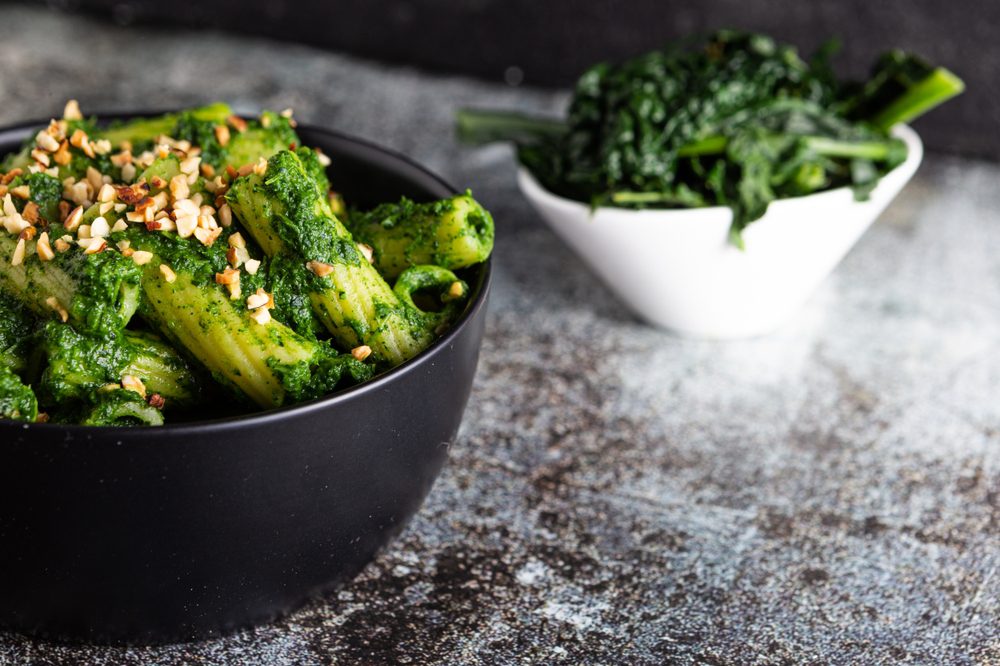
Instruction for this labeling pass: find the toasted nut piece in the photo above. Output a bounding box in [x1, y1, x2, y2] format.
[356, 243, 374, 264]
[149, 175, 167, 190]
[116, 239, 130, 252]
[215, 267, 240, 285]
[111, 219, 129, 233]
[1, 168, 22, 185]
[64, 205, 84, 231]
[86, 166, 103, 192]
[111, 150, 133, 167]
[148, 393, 166, 409]
[3, 214, 29, 236]
[214, 124, 231, 147]
[97, 183, 116, 203]
[179, 156, 201, 176]
[63, 99, 82, 120]
[45, 296, 69, 322]
[35, 131, 60, 153]
[93, 139, 112, 155]
[121, 247, 135, 257]
[121, 374, 147, 399]
[10, 238, 25, 266]
[31, 149, 51, 167]
[252, 157, 267, 177]
[237, 163, 255, 177]
[249, 307, 271, 325]
[90, 216, 110, 238]
[244, 258, 261, 275]
[53, 140, 72, 166]
[10, 185, 29, 199]
[246, 289, 270, 310]
[447, 281, 465, 299]
[306, 260, 334, 277]
[227, 115, 248, 133]
[84, 237, 107, 254]
[227, 231, 246, 248]
[218, 203, 232, 227]
[351, 345, 372, 362]
[227, 281, 242, 300]
[316, 150, 331, 167]
[21, 201, 39, 224]
[115, 181, 150, 205]
[260, 114, 272, 128]
[131, 250, 154, 265]
[18, 226, 36, 241]
[174, 214, 198, 239]
[36, 232, 54, 261]
[70, 129, 95, 158]
[121, 163, 137, 182]
[54, 237, 71, 253]
[200, 163, 216, 179]
[169, 174, 190, 201]
[159, 264, 176, 283]
[58, 200, 70, 223]
[77, 224, 91, 240]
[194, 226, 222, 246]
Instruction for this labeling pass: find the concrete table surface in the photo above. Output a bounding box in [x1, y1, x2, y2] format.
[0, 7, 996, 665]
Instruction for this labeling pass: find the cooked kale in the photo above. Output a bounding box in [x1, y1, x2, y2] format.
[457, 30, 963, 245]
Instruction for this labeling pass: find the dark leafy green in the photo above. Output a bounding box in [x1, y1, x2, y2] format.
[457, 30, 963, 245]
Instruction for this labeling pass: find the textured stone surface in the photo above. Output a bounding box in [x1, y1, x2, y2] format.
[0, 7, 997, 665]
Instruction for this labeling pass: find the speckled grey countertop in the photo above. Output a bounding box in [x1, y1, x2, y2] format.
[1, 7, 998, 665]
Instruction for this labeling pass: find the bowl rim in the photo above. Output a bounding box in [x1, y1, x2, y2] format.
[517, 123, 923, 219]
[0, 112, 493, 435]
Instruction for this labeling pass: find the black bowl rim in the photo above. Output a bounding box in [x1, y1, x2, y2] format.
[0, 112, 492, 435]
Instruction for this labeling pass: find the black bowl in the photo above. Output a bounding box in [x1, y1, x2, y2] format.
[0, 115, 491, 644]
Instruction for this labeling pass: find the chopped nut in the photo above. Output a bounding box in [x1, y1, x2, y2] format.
[218, 202, 232, 227]
[260, 114, 272, 128]
[131, 250, 154, 265]
[227, 231, 246, 248]
[45, 296, 69, 322]
[116, 239, 130, 252]
[98, 201, 113, 215]
[111, 219, 128, 233]
[92, 216, 112, 238]
[1, 169, 22, 185]
[169, 174, 190, 201]
[194, 226, 222, 246]
[110, 150, 133, 167]
[115, 181, 150, 205]
[215, 267, 240, 285]
[357, 242, 374, 264]
[54, 237, 71, 253]
[179, 155, 201, 176]
[53, 140, 72, 166]
[237, 163, 255, 178]
[214, 124, 231, 147]
[175, 214, 198, 238]
[306, 260, 334, 277]
[97, 183, 116, 203]
[93, 139, 112, 155]
[63, 205, 84, 231]
[35, 131, 60, 153]
[18, 226, 36, 241]
[244, 258, 261, 275]
[84, 237, 107, 254]
[121, 163, 137, 182]
[159, 264, 176, 283]
[252, 157, 267, 176]
[31, 149, 51, 167]
[36, 232, 54, 261]
[447, 281, 465, 299]
[3, 213, 29, 236]
[351, 345, 373, 362]
[10, 238, 25, 265]
[200, 163, 216, 178]
[121, 247, 135, 257]
[149, 175, 167, 190]
[77, 224, 91, 239]
[10, 185, 29, 200]
[121, 374, 147, 399]
[227, 115, 248, 133]
[86, 166, 103, 192]
[70, 129, 95, 158]
[63, 99, 82, 121]
[316, 149, 332, 167]
[249, 307, 271, 325]
[21, 201, 39, 224]
[246, 288, 271, 310]
[148, 393, 166, 409]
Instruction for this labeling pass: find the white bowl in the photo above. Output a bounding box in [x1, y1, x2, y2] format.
[518, 125, 923, 338]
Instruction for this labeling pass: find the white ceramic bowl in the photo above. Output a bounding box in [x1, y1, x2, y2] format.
[519, 125, 923, 338]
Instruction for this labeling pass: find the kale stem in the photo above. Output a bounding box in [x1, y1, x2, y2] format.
[675, 134, 905, 161]
[455, 109, 566, 145]
[869, 68, 965, 131]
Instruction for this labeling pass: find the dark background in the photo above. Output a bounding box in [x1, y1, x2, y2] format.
[33, 0, 1000, 158]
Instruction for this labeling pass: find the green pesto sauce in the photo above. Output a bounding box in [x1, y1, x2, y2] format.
[260, 150, 362, 267]
[39, 321, 136, 404]
[0, 365, 37, 421]
[80, 389, 163, 426]
[8, 172, 64, 222]
[51, 244, 142, 337]
[267, 346, 372, 403]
